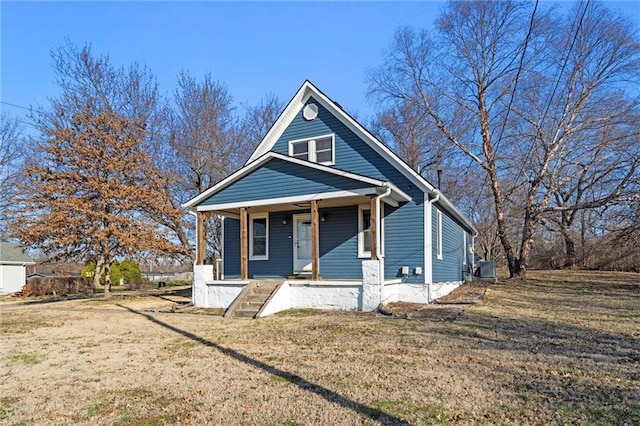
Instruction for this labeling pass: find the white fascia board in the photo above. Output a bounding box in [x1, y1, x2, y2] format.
[195, 188, 380, 212]
[183, 155, 270, 209]
[381, 182, 411, 203]
[184, 151, 397, 210]
[227, 80, 474, 234]
[434, 195, 478, 235]
[247, 82, 309, 163]
[0, 261, 35, 266]
[248, 81, 436, 192]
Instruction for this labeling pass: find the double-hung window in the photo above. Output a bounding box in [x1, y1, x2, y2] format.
[436, 210, 443, 260]
[249, 213, 268, 260]
[358, 205, 384, 258]
[358, 206, 372, 258]
[289, 134, 335, 165]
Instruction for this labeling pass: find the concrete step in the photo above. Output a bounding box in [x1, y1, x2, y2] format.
[226, 280, 283, 319]
[251, 287, 274, 296]
[239, 301, 265, 310]
[234, 309, 259, 318]
[245, 293, 270, 301]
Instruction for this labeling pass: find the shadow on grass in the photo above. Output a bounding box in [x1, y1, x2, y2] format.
[425, 279, 640, 423]
[118, 304, 410, 425]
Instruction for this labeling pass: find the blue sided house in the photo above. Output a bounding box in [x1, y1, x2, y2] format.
[184, 81, 477, 318]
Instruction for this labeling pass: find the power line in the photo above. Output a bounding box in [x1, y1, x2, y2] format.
[1, 101, 30, 110]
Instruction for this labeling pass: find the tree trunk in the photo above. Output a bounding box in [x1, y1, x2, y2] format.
[92, 260, 104, 291]
[103, 262, 112, 299]
[561, 225, 577, 268]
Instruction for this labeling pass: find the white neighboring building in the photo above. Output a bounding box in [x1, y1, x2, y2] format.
[0, 242, 35, 294]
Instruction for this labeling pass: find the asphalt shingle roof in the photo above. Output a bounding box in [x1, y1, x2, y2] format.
[0, 242, 34, 263]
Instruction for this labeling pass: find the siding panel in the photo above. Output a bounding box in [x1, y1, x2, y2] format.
[223, 218, 240, 279]
[432, 206, 465, 283]
[272, 98, 426, 283]
[318, 206, 361, 279]
[200, 158, 374, 207]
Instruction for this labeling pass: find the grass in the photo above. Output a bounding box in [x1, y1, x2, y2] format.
[0, 270, 638, 425]
[0, 397, 18, 420]
[6, 352, 42, 365]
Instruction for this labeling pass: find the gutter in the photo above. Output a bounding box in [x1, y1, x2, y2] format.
[376, 184, 392, 306]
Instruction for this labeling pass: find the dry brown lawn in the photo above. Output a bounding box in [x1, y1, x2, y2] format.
[1, 271, 639, 425]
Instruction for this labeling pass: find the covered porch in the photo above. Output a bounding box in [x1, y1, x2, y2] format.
[184, 152, 411, 312]
[194, 189, 408, 281]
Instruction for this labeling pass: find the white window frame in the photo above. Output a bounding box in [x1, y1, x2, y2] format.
[463, 230, 467, 265]
[436, 210, 443, 260]
[249, 213, 269, 261]
[358, 204, 384, 259]
[288, 133, 335, 165]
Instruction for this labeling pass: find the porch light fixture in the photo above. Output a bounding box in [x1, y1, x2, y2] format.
[321, 213, 328, 222]
[282, 216, 290, 225]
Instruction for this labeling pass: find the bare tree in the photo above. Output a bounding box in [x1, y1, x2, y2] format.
[170, 79, 283, 263]
[240, 93, 284, 153]
[369, 1, 640, 278]
[0, 114, 24, 236]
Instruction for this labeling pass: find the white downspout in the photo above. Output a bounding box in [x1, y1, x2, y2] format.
[188, 210, 198, 266]
[188, 210, 199, 307]
[426, 190, 441, 302]
[376, 184, 392, 305]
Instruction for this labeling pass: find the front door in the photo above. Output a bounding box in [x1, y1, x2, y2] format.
[293, 214, 312, 273]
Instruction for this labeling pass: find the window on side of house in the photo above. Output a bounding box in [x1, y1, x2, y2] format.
[358, 206, 372, 258]
[436, 210, 443, 260]
[289, 134, 335, 165]
[463, 230, 467, 265]
[250, 213, 268, 260]
[358, 205, 384, 258]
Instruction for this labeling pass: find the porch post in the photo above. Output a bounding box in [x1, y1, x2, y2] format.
[240, 207, 248, 280]
[370, 196, 377, 261]
[311, 199, 320, 281]
[196, 211, 205, 265]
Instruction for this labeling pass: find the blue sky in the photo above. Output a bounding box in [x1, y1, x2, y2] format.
[2, 1, 639, 131]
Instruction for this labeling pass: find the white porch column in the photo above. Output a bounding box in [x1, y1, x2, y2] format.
[193, 264, 213, 307]
[362, 259, 381, 311]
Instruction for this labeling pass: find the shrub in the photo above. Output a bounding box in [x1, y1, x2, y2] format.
[23, 277, 93, 297]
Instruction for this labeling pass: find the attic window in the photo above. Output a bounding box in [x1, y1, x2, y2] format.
[289, 134, 335, 165]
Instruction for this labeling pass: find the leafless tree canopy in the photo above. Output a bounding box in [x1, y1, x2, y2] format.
[0, 114, 24, 236]
[369, 0, 640, 277]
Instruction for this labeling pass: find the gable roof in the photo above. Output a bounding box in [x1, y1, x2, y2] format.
[0, 242, 35, 264]
[247, 80, 477, 234]
[183, 151, 412, 210]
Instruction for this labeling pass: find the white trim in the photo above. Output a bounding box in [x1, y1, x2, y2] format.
[424, 192, 432, 286]
[221, 216, 225, 279]
[247, 81, 433, 193]
[463, 230, 467, 266]
[249, 212, 269, 261]
[293, 213, 312, 273]
[196, 188, 380, 212]
[358, 204, 384, 259]
[436, 210, 443, 260]
[288, 133, 335, 166]
[183, 151, 411, 209]
[243, 81, 477, 235]
[358, 205, 371, 258]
